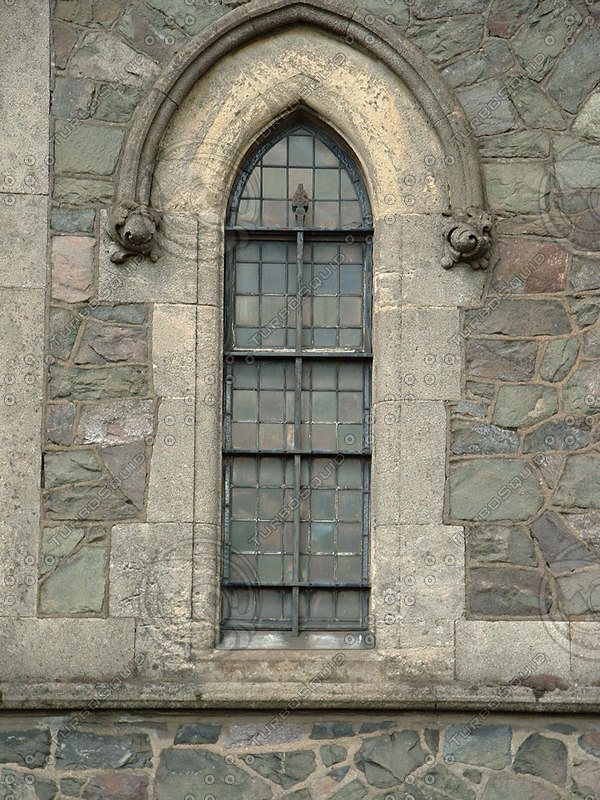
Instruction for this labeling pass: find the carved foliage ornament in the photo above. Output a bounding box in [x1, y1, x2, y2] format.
[442, 207, 493, 270]
[106, 201, 161, 264]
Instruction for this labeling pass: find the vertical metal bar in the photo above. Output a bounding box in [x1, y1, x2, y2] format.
[292, 229, 304, 636]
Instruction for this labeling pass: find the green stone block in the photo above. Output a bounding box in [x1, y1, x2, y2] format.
[48, 364, 148, 400]
[493, 385, 558, 428]
[548, 26, 600, 114]
[40, 526, 86, 575]
[407, 16, 484, 64]
[554, 455, 600, 509]
[54, 123, 125, 176]
[513, 733, 567, 786]
[511, 0, 581, 80]
[0, 729, 51, 768]
[563, 363, 600, 415]
[246, 750, 316, 789]
[484, 162, 548, 215]
[449, 460, 543, 521]
[44, 449, 102, 489]
[354, 731, 426, 788]
[48, 306, 81, 361]
[320, 744, 347, 767]
[40, 546, 107, 614]
[479, 130, 550, 159]
[504, 77, 567, 130]
[93, 84, 144, 123]
[53, 177, 113, 205]
[45, 484, 137, 520]
[442, 41, 512, 88]
[539, 338, 579, 382]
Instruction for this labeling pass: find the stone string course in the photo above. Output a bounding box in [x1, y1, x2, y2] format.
[0, 712, 598, 799]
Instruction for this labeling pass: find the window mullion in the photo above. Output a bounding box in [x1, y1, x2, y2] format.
[292, 229, 304, 636]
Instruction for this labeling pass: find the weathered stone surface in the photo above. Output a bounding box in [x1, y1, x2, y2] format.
[572, 758, 600, 799]
[410, 0, 487, 18]
[470, 566, 550, 616]
[154, 748, 271, 800]
[531, 512, 595, 573]
[247, 751, 316, 789]
[450, 460, 543, 521]
[569, 297, 600, 329]
[467, 340, 537, 381]
[53, 177, 113, 205]
[578, 731, 600, 758]
[70, 32, 159, 87]
[40, 545, 106, 614]
[534, 453, 564, 489]
[51, 235, 95, 303]
[45, 484, 136, 520]
[90, 305, 149, 324]
[117, 2, 187, 59]
[81, 773, 148, 800]
[406, 16, 484, 64]
[470, 524, 537, 566]
[452, 401, 487, 418]
[48, 365, 148, 400]
[226, 722, 304, 748]
[144, 0, 224, 35]
[466, 382, 495, 399]
[557, 568, 600, 615]
[442, 42, 514, 88]
[565, 512, 600, 559]
[563, 363, 600, 415]
[555, 455, 600, 508]
[548, 26, 600, 114]
[554, 138, 600, 192]
[457, 80, 519, 136]
[504, 77, 567, 130]
[443, 725, 511, 770]
[491, 239, 567, 294]
[400, 764, 476, 800]
[99, 442, 147, 508]
[524, 418, 590, 453]
[46, 402, 77, 446]
[479, 130, 549, 160]
[54, 124, 124, 176]
[173, 723, 221, 745]
[320, 745, 347, 767]
[53, 20, 79, 69]
[74, 322, 148, 365]
[0, 768, 57, 800]
[40, 525, 86, 574]
[493, 385, 558, 428]
[93, 84, 145, 123]
[511, 0, 581, 80]
[354, 731, 427, 788]
[450, 422, 518, 455]
[487, 0, 537, 38]
[329, 780, 367, 800]
[484, 162, 548, 215]
[0, 729, 51, 768]
[539, 339, 579, 382]
[44, 449, 102, 488]
[481, 774, 560, 800]
[513, 733, 567, 785]
[74, 398, 154, 445]
[310, 723, 354, 739]
[466, 300, 570, 337]
[52, 76, 94, 118]
[56, 731, 151, 770]
[584, 328, 600, 359]
[51, 208, 96, 234]
[48, 306, 81, 360]
[572, 91, 600, 141]
[61, 777, 86, 797]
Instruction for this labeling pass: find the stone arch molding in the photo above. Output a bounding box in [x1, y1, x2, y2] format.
[106, 0, 492, 270]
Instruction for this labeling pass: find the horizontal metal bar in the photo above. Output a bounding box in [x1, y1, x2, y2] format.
[222, 581, 370, 589]
[223, 449, 371, 457]
[225, 227, 373, 238]
[224, 350, 373, 359]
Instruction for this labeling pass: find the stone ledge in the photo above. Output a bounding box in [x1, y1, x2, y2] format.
[1, 680, 599, 712]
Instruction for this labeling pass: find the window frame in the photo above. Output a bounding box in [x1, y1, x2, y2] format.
[219, 115, 375, 649]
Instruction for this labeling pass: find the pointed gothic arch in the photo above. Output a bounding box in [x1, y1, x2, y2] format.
[107, 0, 491, 269]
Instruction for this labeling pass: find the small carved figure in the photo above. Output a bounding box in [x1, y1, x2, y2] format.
[106, 201, 162, 263]
[292, 183, 310, 226]
[442, 207, 493, 270]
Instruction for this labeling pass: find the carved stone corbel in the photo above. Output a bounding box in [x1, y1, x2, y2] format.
[106, 201, 162, 263]
[442, 207, 493, 270]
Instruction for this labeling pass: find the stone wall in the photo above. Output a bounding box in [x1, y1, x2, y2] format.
[0, 711, 598, 799]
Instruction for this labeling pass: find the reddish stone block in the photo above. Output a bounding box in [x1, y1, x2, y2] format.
[82, 774, 148, 800]
[51, 235, 95, 302]
[491, 238, 567, 293]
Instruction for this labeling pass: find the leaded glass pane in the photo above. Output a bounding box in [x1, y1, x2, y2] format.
[231, 125, 367, 229]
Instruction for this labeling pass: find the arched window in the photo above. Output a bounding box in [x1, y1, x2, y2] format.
[221, 114, 373, 647]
